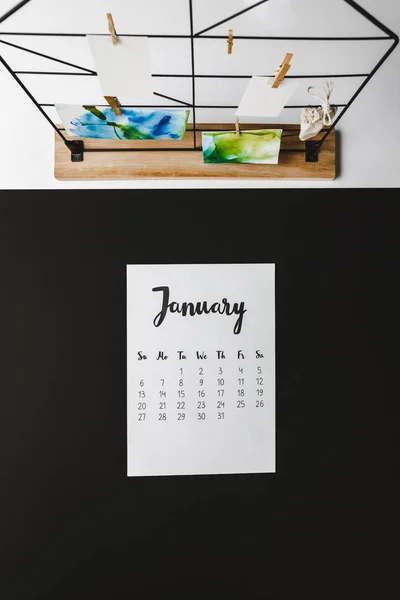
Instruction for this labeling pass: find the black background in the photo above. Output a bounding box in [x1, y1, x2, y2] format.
[0, 190, 398, 600]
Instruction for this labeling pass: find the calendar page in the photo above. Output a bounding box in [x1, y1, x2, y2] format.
[127, 264, 275, 477]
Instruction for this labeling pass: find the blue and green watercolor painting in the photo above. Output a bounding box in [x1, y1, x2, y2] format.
[56, 104, 190, 141]
[202, 129, 282, 164]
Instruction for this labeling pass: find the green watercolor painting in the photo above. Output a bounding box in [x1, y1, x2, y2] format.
[202, 129, 282, 164]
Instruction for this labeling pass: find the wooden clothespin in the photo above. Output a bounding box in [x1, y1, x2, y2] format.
[271, 53, 293, 89]
[235, 117, 240, 137]
[228, 30, 234, 54]
[104, 14, 121, 115]
[104, 96, 122, 116]
[107, 13, 118, 46]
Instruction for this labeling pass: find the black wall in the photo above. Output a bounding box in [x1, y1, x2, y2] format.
[0, 190, 398, 599]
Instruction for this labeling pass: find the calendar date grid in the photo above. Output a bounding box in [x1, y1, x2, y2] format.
[130, 349, 268, 424]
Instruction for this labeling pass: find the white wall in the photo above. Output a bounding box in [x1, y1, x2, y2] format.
[0, 0, 399, 188]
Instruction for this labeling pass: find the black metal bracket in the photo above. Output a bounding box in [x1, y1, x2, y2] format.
[305, 141, 321, 163]
[65, 140, 84, 162]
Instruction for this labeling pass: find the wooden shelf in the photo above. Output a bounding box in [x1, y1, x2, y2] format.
[54, 124, 336, 180]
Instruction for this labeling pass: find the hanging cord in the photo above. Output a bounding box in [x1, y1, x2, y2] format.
[302, 81, 335, 125]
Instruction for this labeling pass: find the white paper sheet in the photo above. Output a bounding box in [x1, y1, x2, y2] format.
[236, 76, 299, 118]
[87, 35, 155, 104]
[127, 263, 275, 477]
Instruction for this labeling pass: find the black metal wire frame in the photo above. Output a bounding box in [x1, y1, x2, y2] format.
[0, 0, 398, 159]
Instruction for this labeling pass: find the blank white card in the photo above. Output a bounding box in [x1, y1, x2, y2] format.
[87, 35, 155, 104]
[236, 76, 299, 118]
[127, 264, 276, 477]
